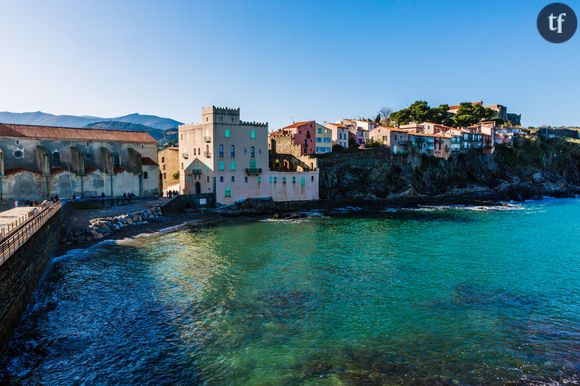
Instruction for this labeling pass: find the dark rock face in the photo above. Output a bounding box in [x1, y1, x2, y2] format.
[317, 138, 580, 205]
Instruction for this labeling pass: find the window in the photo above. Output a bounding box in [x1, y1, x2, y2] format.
[249, 159, 256, 169]
[52, 151, 61, 167]
[220, 176, 224, 182]
[181, 162, 184, 170]
[269, 176, 272, 183]
[230, 161, 236, 171]
[225, 187, 231, 197]
[230, 145, 235, 158]
[301, 176, 305, 186]
[143, 171, 148, 179]
[163, 165, 166, 171]
[163, 173, 167, 179]
[219, 144, 224, 158]
[245, 176, 248, 183]
[259, 148, 261, 154]
[161, 156, 165, 163]
[225, 129, 230, 138]
[251, 130, 255, 139]
[219, 161, 225, 170]
[316, 137, 322, 143]
[244, 148, 247, 154]
[292, 176, 296, 184]
[257, 176, 262, 184]
[231, 176, 235, 182]
[283, 176, 287, 184]
[250, 146, 255, 158]
[311, 176, 314, 182]
[318, 127, 322, 134]
[113, 153, 120, 168]
[273, 176, 278, 184]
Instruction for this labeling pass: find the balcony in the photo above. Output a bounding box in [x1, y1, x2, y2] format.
[204, 151, 211, 158]
[245, 168, 262, 175]
[204, 136, 211, 143]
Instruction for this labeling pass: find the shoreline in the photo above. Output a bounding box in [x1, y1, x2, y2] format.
[57, 194, 579, 255]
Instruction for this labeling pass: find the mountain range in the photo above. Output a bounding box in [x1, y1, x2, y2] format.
[0, 111, 182, 144]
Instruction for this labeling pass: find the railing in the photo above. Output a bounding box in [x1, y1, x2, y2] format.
[0, 201, 62, 266]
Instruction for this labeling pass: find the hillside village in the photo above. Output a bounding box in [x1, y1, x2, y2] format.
[0, 100, 574, 207]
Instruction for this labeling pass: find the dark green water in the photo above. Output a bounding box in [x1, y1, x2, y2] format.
[2, 199, 579, 385]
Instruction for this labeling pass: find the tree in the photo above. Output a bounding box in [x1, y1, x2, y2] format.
[452, 102, 494, 127]
[391, 101, 431, 125]
[378, 107, 393, 125]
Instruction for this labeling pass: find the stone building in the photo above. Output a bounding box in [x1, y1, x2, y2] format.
[272, 121, 316, 155]
[158, 147, 179, 193]
[179, 107, 318, 205]
[268, 134, 317, 172]
[0, 123, 160, 201]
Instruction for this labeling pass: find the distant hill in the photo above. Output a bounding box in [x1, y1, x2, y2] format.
[0, 111, 182, 132]
[108, 113, 181, 131]
[83, 121, 177, 145]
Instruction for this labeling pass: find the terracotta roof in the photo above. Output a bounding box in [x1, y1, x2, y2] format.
[141, 157, 158, 166]
[0, 123, 157, 144]
[281, 120, 314, 129]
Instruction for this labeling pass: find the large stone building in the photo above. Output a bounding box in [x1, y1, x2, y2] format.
[179, 107, 318, 205]
[0, 123, 160, 201]
[158, 147, 179, 194]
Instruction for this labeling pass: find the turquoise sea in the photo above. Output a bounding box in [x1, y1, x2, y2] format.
[2, 199, 579, 385]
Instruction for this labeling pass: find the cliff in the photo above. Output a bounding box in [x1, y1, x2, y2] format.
[317, 137, 580, 205]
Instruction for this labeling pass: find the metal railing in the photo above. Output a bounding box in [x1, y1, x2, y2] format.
[0, 201, 62, 266]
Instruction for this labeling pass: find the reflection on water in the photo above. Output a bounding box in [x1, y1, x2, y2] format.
[2, 200, 580, 385]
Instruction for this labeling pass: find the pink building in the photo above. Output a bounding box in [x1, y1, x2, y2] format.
[274, 121, 316, 155]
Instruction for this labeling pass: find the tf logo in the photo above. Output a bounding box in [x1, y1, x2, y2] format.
[537, 3, 577, 43]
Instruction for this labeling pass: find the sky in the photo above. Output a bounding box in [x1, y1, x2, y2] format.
[0, 0, 579, 129]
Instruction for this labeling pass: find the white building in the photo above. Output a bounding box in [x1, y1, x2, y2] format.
[179, 107, 319, 205]
[325, 123, 349, 148]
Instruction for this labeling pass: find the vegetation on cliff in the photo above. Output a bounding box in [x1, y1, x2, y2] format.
[389, 100, 494, 127]
[317, 137, 580, 203]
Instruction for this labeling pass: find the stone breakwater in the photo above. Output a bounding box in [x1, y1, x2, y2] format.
[62, 206, 163, 244]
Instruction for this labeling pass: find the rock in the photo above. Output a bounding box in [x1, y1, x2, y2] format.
[531, 172, 545, 184]
[90, 230, 104, 240]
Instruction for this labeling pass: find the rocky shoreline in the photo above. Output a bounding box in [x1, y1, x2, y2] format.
[57, 186, 579, 255]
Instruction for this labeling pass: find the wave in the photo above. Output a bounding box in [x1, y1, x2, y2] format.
[403, 203, 526, 212]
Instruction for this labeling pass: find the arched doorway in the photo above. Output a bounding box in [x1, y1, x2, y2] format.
[195, 181, 201, 195]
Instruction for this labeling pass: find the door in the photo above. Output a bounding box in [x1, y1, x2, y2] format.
[195, 181, 201, 195]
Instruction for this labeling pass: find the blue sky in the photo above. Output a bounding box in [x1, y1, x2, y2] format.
[0, 0, 578, 129]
